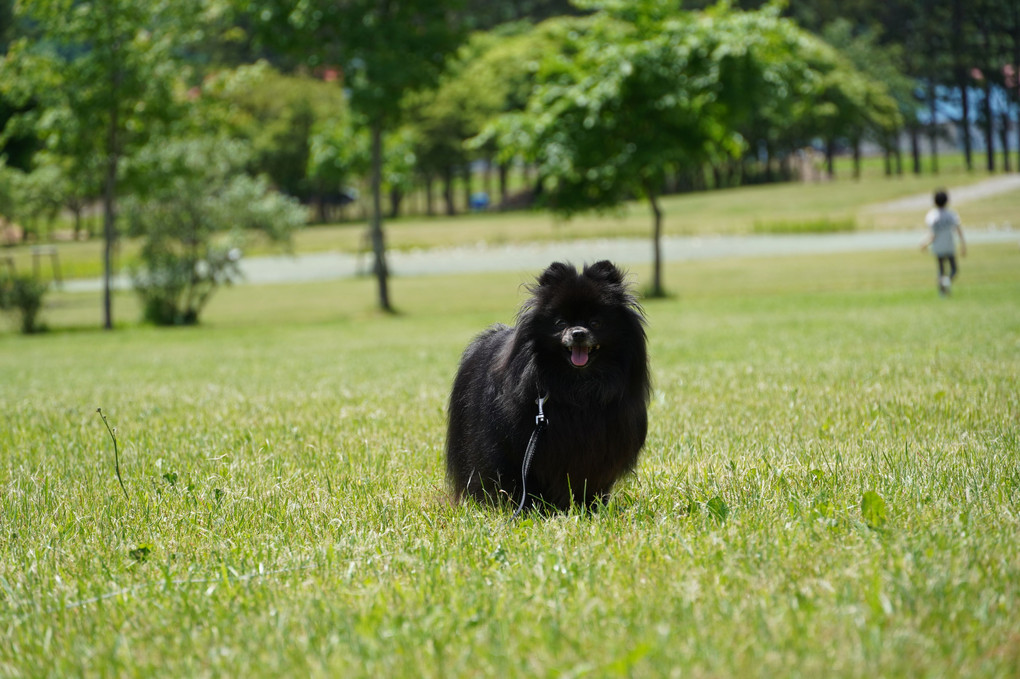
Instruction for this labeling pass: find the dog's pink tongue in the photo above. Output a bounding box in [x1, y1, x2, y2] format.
[571, 346, 589, 367]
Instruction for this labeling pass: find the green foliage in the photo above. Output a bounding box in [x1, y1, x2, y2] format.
[412, 18, 579, 195]
[822, 18, 917, 129]
[306, 114, 370, 199]
[204, 64, 352, 200]
[252, 0, 466, 127]
[0, 272, 48, 333]
[380, 126, 419, 212]
[124, 137, 306, 325]
[2, 0, 200, 171]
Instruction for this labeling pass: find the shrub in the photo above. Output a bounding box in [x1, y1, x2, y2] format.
[124, 137, 307, 326]
[0, 273, 48, 334]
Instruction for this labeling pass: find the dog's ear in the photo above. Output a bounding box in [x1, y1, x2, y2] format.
[537, 262, 577, 288]
[583, 260, 624, 285]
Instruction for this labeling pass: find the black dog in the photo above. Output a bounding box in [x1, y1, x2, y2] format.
[446, 260, 650, 511]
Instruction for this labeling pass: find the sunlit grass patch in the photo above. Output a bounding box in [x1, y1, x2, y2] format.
[753, 216, 856, 234]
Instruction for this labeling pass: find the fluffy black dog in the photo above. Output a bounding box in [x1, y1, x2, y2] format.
[446, 260, 650, 511]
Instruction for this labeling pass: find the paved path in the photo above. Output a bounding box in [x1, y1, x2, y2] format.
[64, 227, 1018, 293]
[862, 174, 1020, 213]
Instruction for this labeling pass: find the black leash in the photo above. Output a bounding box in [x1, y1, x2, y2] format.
[509, 393, 549, 522]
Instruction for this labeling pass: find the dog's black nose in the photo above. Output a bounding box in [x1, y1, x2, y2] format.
[571, 328, 590, 343]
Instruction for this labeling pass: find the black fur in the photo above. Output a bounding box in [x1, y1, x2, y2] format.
[445, 260, 650, 511]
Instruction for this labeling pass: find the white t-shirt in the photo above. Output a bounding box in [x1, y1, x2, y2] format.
[926, 207, 960, 256]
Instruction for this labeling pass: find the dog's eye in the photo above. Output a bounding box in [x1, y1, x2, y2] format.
[590, 318, 602, 329]
[554, 318, 567, 328]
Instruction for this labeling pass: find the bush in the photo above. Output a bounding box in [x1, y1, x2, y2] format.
[0, 273, 48, 334]
[125, 137, 307, 326]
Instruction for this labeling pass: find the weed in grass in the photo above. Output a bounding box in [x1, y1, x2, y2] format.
[97, 407, 129, 501]
[860, 491, 888, 530]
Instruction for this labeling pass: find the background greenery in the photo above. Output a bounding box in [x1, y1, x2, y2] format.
[4, 0, 1018, 316]
[4, 158, 1017, 285]
[1, 241, 1017, 676]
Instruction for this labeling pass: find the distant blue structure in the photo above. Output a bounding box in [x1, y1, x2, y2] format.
[469, 192, 490, 211]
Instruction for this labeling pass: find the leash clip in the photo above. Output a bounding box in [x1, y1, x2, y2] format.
[535, 393, 549, 426]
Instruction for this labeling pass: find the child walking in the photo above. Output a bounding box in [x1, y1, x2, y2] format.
[921, 189, 966, 296]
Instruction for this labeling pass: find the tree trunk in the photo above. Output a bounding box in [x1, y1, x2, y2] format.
[498, 162, 509, 209]
[102, 90, 120, 331]
[482, 158, 492, 200]
[443, 167, 455, 216]
[1000, 111, 1012, 173]
[1014, 2, 1020, 172]
[983, 79, 995, 172]
[647, 189, 664, 299]
[425, 174, 435, 216]
[976, 14, 995, 173]
[952, 0, 973, 171]
[928, 79, 940, 174]
[959, 95, 972, 171]
[910, 125, 921, 174]
[369, 123, 391, 313]
[389, 186, 402, 219]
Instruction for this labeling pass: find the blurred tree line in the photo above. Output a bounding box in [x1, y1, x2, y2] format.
[0, 0, 1017, 318]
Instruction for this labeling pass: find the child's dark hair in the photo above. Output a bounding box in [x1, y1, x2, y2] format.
[934, 189, 949, 208]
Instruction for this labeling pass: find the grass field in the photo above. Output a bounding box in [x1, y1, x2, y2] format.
[1, 240, 1018, 676]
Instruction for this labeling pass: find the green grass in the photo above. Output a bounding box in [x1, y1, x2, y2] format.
[4, 158, 1019, 281]
[1, 243, 1019, 677]
[753, 216, 856, 234]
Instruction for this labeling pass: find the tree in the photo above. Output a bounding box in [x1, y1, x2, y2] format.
[123, 136, 305, 325]
[3, 0, 204, 329]
[249, 0, 466, 312]
[486, 1, 894, 297]
[821, 19, 914, 177]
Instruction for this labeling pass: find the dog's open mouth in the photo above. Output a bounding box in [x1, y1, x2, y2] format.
[569, 344, 599, 367]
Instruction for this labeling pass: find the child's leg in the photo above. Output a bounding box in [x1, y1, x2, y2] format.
[947, 255, 958, 279]
[935, 256, 951, 295]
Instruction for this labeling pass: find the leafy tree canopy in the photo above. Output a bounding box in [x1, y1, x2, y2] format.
[483, 0, 901, 295]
